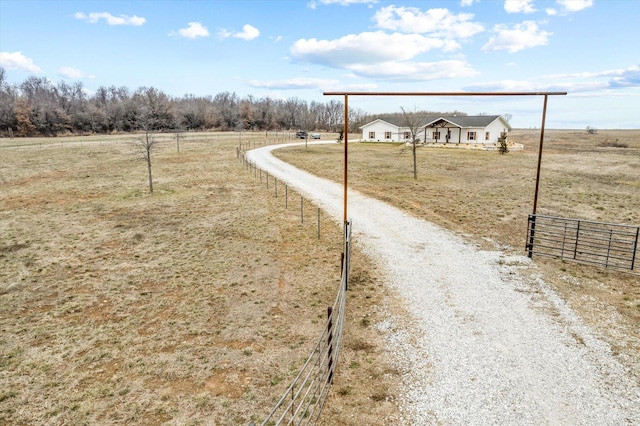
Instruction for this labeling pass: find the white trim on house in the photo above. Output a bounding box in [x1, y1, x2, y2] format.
[360, 115, 512, 144]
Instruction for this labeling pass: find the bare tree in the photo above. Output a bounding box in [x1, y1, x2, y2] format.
[134, 129, 160, 193]
[132, 107, 162, 193]
[400, 107, 429, 180]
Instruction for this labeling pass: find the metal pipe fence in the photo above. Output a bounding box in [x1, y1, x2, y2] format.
[242, 151, 325, 238]
[526, 214, 638, 272]
[239, 140, 352, 424]
[251, 221, 351, 425]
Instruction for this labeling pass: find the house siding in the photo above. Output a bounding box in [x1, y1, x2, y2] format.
[483, 119, 510, 143]
[361, 120, 404, 142]
[361, 116, 511, 144]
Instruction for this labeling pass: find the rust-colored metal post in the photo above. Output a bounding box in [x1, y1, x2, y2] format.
[343, 94, 349, 227]
[532, 94, 548, 216]
[528, 94, 549, 258]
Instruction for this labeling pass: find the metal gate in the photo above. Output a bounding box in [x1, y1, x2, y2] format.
[526, 214, 638, 272]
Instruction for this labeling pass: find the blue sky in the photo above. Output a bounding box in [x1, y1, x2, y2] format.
[1, 0, 638, 128]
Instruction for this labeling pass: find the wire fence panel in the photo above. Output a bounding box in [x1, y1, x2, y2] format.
[251, 221, 352, 426]
[526, 214, 639, 272]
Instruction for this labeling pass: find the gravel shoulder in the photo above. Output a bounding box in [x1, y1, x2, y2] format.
[246, 142, 640, 425]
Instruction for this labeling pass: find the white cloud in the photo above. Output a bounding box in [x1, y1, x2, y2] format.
[172, 22, 210, 39]
[504, 0, 536, 14]
[482, 21, 551, 53]
[556, 0, 593, 12]
[291, 31, 460, 68]
[373, 6, 484, 39]
[466, 78, 602, 93]
[348, 59, 478, 81]
[59, 67, 95, 79]
[542, 65, 640, 88]
[308, 0, 378, 8]
[0, 51, 43, 73]
[465, 65, 640, 94]
[460, 0, 477, 6]
[290, 31, 479, 81]
[340, 83, 379, 90]
[74, 12, 145, 26]
[236, 24, 260, 40]
[218, 24, 260, 40]
[248, 77, 340, 90]
[546, 8, 558, 15]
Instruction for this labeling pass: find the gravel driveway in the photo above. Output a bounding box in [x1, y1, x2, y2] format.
[246, 142, 640, 425]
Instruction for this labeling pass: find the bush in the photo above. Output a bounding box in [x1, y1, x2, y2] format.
[497, 134, 509, 155]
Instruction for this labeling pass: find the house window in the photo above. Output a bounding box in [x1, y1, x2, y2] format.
[368, 131, 375, 139]
[404, 131, 411, 139]
[468, 131, 476, 141]
[384, 131, 392, 139]
[433, 131, 440, 139]
[485, 132, 490, 141]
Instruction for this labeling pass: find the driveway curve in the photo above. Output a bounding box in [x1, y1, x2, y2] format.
[246, 141, 640, 425]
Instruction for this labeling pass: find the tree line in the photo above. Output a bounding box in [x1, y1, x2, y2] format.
[0, 67, 373, 137]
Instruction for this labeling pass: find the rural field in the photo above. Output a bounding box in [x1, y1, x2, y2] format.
[1, 128, 639, 424]
[0, 133, 400, 425]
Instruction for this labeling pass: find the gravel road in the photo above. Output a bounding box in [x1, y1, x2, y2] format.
[246, 142, 640, 425]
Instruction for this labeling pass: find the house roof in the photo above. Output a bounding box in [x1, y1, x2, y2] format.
[361, 115, 512, 130]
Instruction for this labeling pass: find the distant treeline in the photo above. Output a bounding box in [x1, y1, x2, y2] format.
[0, 67, 466, 137]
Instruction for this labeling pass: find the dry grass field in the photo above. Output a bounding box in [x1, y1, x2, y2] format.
[1, 129, 638, 425]
[275, 128, 640, 384]
[0, 133, 401, 425]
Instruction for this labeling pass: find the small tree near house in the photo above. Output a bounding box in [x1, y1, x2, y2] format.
[498, 132, 509, 155]
[400, 106, 429, 180]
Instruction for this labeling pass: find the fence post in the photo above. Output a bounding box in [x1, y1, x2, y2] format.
[606, 229, 613, 269]
[527, 214, 536, 258]
[275, 178, 277, 198]
[291, 385, 295, 423]
[318, 208, 321, 239]
[327, 306, 334, 384]
[266, 172, 269, 190]
[632, 227, 639, 270]
[301, 195, 304, 224]
[285, 185, 288, 208]
[574, 220, 581, 260]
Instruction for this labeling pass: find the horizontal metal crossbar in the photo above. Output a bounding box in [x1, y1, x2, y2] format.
[526, 214, 638, 272]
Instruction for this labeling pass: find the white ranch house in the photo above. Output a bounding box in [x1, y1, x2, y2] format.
[360, 115, 512, 145]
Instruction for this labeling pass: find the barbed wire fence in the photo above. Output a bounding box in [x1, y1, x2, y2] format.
[238, 140, 352, 425]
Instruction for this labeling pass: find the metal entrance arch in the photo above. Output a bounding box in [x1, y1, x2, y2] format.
[322, 91, 567, 230]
